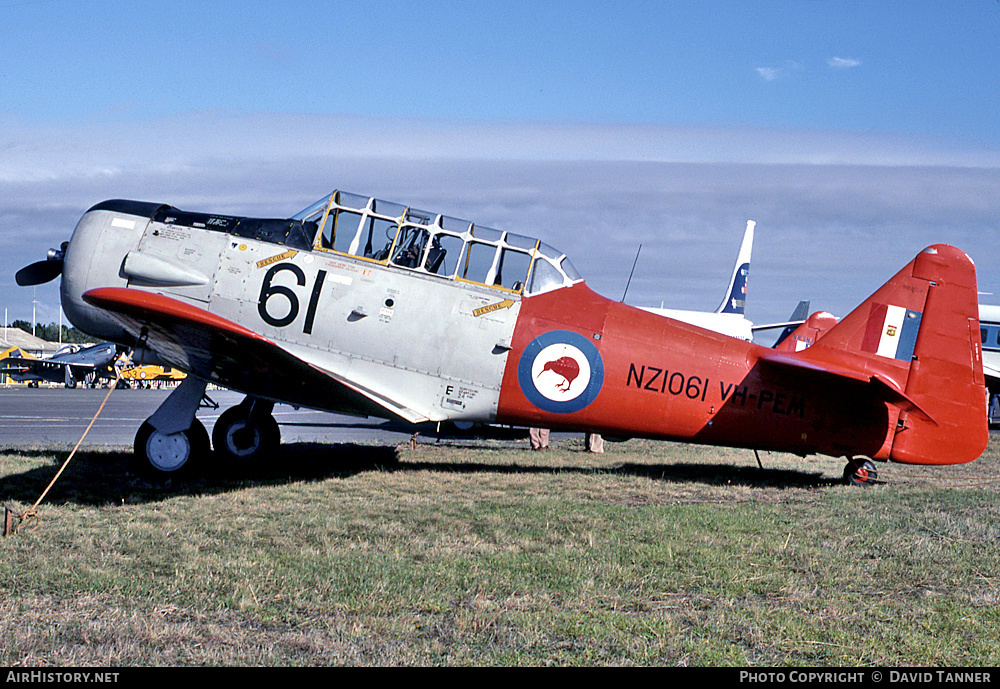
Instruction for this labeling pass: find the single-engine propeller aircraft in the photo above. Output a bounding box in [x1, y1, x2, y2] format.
[119, 361, 187, 388]
[16, 191, 988, 484]
[0, 341, 120, 388]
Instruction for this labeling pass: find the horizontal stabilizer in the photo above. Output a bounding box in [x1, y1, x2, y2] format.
[759, 351, 936, 423]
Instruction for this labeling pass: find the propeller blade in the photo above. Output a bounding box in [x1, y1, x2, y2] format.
[15, 259, 63, 286]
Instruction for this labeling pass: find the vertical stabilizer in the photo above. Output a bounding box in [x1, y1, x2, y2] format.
[715, 220, 754, 314]
[771, 300, 812, 348]
[800, 245, 987, 465]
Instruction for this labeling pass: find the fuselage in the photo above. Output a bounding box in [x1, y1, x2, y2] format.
[638, 306, 753, 341]
[495, 281, 892, 458]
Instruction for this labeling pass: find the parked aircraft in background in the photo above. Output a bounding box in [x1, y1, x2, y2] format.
[975, 304, 1000, 425]
[640, 220, 756, 341]
[639, 221, 806, 344]
[768, 300, 814, 349]
[0, 341, 120, 388]
[772, 309, 839, 352]
[15, 191, 989, 484]
[119, 362, 186, 388]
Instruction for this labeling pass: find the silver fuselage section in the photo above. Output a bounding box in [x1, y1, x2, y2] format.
[60, 195, 580, 423]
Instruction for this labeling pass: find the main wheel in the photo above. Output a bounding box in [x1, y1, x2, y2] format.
[134, 418, 209, 476]
[843, 458, 878, 487]
[212, 405, 280, 463]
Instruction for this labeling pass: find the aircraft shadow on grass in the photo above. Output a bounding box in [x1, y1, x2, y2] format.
[0, 442, 837, 508]
[399, 455, 837, 489]
[0, 443, 397, 507]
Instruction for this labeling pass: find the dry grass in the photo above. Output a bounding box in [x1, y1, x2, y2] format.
[1, 434, 999, 666]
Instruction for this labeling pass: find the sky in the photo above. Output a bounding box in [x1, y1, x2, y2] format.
[2, 0, 1000, 336]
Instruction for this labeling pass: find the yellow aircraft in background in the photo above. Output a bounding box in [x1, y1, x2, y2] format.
[119, 362, 186, 388]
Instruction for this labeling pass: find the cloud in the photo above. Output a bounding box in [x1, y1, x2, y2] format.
[3, 111, 997, 181]
[755, 61, 803, 81]
[828, 56, 861, 69]
[756, 67, 781, 82]
[2, 113, 999, 330]
[757, 57, 860, 81]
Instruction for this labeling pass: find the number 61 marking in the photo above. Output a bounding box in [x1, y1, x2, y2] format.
[257, 263, 326, 335]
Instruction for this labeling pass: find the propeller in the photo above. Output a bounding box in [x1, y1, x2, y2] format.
[15, 242, 67, 286]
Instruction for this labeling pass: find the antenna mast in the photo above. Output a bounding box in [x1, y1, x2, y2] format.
[621, 244, 642, 303]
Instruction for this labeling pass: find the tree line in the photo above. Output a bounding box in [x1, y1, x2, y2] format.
[6, 321, 92, 344]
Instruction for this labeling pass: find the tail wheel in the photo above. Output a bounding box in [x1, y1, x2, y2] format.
[844, 458, 879, 487]
[134, 419, 209, 476]
[212, 405, 280, 463]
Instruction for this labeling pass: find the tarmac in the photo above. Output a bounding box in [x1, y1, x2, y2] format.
[0, 386, 426, 449]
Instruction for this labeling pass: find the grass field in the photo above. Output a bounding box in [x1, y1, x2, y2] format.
[1, 433, 999, 666]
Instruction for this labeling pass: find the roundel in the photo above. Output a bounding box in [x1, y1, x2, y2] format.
[517, 330, 604, 414]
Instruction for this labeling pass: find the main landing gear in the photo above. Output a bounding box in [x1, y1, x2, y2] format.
[843, 458, 879, 487]
[134, 418, 210, 475]
[212, 398, 280, 464]
[132, 376, 281, 477]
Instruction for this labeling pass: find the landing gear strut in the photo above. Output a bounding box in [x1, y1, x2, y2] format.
[843, 458, 879, 487]
[212, 398, 280, 464]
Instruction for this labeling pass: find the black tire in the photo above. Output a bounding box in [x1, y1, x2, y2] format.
[843, 458, 878, 487]
[212, 405, 280, 463]
[134, 418, 209, 477]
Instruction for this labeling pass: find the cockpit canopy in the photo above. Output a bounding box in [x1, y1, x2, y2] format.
[293, 191, 582, 296]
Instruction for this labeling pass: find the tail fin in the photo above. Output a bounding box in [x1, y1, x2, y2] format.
[772, 309, 837, 352]
[715, 220, 754, 315]
[801, 244, 987, 465]
[771, 300, 812, 348]
[1, 347, 32, 360]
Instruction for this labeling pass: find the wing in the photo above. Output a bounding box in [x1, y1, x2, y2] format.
[82, 287, 428, 423]
[0, 356, 38, 374]
[0, 357, 94, 374]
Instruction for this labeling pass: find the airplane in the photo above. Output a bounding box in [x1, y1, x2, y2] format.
[119, 362, 187, 388]
[768, 300, 813, 349]
[640, 220, 755, 340]
[0, 341, 121, 388]
[972, 304, 1000, 425]
[771, 308, 838, 352]
[639, 221, 807, 343]
[15, 191, 988, 485]
[774, 302, 999, 427]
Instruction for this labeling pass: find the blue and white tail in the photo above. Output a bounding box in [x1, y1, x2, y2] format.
[715, 220, 754, 315]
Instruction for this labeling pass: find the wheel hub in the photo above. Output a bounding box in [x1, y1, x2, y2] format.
[145, 430, 190, 472]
